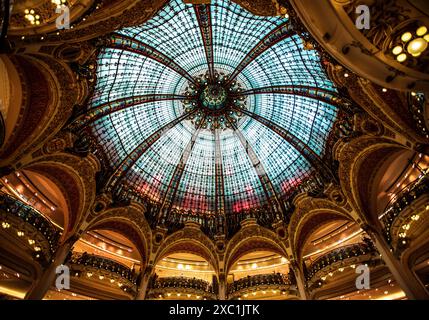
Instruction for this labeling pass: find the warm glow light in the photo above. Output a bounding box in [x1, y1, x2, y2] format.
[392, 46, 403, 55]
[251, 263, 257, 269]
[51, 0, 67, 8]
[396, 53, 407, 62]
[401, 32, 412, 42]
[407, 38, 428, 55]
[416, 26, 428, 37]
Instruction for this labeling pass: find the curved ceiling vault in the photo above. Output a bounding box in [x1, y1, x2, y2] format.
[75, 0, 342, 216]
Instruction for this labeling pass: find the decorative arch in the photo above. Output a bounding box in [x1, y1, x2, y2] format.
[288, 195, 355, 259]
[86, 219, 148, 266]
[224, 224, 287, 275]
[85, 204, 151, 266]
[0, 54, 78, 166]
[295, 211, 352, 261]
[154, 227, 219, 275]
[22, 153, 97, 238]
[338, 135, 412, 224]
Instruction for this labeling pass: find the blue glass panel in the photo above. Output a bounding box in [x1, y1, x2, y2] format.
[86, 0, 341, 215]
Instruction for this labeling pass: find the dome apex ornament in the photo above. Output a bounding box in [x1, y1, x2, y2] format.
[183, 70, 247, 131]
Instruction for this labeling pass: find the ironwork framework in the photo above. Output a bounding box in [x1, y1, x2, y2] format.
[82, 0, 342, 220]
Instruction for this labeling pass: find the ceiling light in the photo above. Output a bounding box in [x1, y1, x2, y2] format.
[392, 46, 403, 55]
[407, 38, 428, 55]
[401, 32, 412, 42]
[396, 53, 407, 62]
[416, 26, 428, 37]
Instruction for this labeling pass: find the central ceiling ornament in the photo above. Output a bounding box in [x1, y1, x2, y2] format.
[183, 70, 247, 131]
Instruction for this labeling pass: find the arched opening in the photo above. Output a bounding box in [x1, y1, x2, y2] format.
[1, 169, 69, 229]
[152, 248, 216, 300]
[359, 148, 429, 221]
[228, 250, 292, 300]
[61, 227, 143, 300]
[300, 217, 404, 300]
[0, 169, 70, 299]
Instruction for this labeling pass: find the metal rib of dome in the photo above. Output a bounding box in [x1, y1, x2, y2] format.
[84, 0, 341, 216]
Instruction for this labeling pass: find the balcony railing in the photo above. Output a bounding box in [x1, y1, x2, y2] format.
[306, 241, 377, 282]
[152, 276, 214, 293]
[0, 191, 61, 262]
[408, 92, 427, 136]
[380, 176, 429, 243]
[68, 252, 138, 285]
[228, 273, 293, 295]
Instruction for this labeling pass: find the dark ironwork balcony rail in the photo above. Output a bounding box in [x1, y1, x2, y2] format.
[228, 273, 292, 294]
[408, 92, 427, 137]
[152, 276, 214, 293]
[380, 175, 429, 243]
[306, 241, 377, 281]
[0, 191, 61, 253]
[68, 252, 138, 284]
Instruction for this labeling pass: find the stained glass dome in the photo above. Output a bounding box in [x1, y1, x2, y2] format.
[79, 0, 342, 216]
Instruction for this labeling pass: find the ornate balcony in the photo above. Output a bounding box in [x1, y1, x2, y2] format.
[67, 252, 138, 296]
[380, 176, 429, 245]
[408, 92, 428, 137]
[306, 241, 380, 289]
[227, 273, 296, 299]
[0, 191, 61, 266]
[148, 276, 216, 300]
